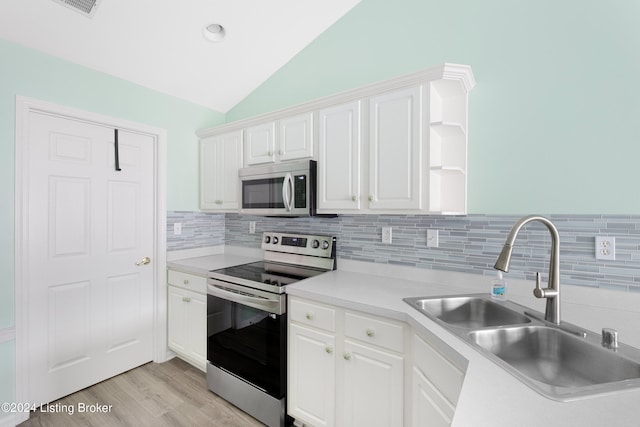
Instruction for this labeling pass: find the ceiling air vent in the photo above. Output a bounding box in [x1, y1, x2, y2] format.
[50, 0, 102, 18]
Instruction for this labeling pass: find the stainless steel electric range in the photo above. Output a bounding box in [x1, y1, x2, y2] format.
[206, 232, 336, 427]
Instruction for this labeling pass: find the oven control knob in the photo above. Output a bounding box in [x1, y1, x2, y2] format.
[272, 236, 279, 244]
[322, 240, 330, 250]
[311, 239, 320, 249]
[264, 235, 271, 244]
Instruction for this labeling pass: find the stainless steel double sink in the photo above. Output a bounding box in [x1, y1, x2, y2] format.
[404, 294, 640, 400]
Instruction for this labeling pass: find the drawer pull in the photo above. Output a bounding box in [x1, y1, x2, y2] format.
[306, 312, 314, 320]
[366, 328, 376, 337]
[183, 279, 189, 285]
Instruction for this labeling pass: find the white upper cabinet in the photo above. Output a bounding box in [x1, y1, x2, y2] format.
[244, 112, 314, 166]
[198, 63, 475, 215]
[279, 112, 314, 161]
[244, 121, 276, 165]
[368, 86, 422, 211]
[199, 130, 242, 211]
[317, 101, 362, 211]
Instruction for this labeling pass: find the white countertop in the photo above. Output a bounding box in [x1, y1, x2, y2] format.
[166, 249, 640, 426]
[166, 253, 262, 276]
[286, 267, 640, 427]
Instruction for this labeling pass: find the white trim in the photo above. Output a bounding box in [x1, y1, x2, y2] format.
[197, 63, 475, 138]
[0, 328, 15, 343]
[14, 96, 168, 423]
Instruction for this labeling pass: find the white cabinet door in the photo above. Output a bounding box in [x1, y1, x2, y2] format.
[245, 122, 276, 165]
[341, 340, 404, 427]
[168, 285, 206, 371]
[369, 86, 422, 210]
[279, 112, 314, 161]
[412, 367, 454, 427]
[200, 130, 242, 210]
[318, 101, 361, 211]
[185, 290, 206, 369]
[288, 323, 336, 427]
[168, 286, 188, 355]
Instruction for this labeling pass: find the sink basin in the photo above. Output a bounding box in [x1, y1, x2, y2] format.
[405, 293, 640, 400]
[404, 295, 531, 328]
[469, 326, 640, 396]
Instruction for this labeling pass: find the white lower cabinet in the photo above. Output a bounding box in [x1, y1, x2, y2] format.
[342, 340, 404, 427]
[288, 297, 404, 427]
[410, 333, 466, 426]
[288, 296, 467, 427]
[167, 270, 207, 371]
[288, 323, 336, 427]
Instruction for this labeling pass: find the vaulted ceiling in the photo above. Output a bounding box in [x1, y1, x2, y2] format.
[0, 0, 361, 112]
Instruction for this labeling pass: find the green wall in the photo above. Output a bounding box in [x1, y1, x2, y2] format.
[0, 38, 224, 410]
[227, 0, 640, 214]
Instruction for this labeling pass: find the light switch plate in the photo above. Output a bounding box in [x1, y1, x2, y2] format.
[173, 223, 182, 236]
[427, 229, 439, 248]
[382, 227, 392, 244]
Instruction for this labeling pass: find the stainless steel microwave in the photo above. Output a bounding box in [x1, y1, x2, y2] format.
[239, 160, 317, 216]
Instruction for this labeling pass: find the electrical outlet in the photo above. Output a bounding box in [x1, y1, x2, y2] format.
[595, 236, 615, 261]
[427, 229, 439, 248]
[382, 227, 392, 244]
[249, 221, 256, 234]
[173, 223, 182, 236]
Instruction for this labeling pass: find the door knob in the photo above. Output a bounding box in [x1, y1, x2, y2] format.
[135, 257, 151, 266]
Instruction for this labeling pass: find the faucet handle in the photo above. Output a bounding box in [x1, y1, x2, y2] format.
[533, 272, 544, 298]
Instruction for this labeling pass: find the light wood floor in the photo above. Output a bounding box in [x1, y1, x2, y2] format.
[19, 357, 264, 427]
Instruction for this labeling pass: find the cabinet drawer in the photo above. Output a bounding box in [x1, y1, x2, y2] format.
[290, 298, 336, 332]
[413, 334, 465, 406]
[345, 311, 404, 353]
[167, 270, 207, 294]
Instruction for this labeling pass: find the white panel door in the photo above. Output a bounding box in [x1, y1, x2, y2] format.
[200, 130, 242, 211]
[318, 101, 361, 211]
[27, 111, 154, 406]
[288, 323, 336, 427]
[244, 122, 276, 165]
[279, 112, 314, 161]
[369, 86, 422, 210]
[341, 340, 403, 427]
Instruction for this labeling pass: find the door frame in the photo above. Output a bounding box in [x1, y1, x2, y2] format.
[13, 96, 168, 424]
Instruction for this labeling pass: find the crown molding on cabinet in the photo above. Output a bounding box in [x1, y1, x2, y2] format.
[197, 63, 475, 138]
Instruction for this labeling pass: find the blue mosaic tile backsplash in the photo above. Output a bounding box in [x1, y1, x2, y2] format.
[169, 211, 640, 293]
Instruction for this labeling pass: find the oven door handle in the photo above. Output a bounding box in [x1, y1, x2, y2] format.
[207, 284, 284, 314]
[282, 173, 293, 212]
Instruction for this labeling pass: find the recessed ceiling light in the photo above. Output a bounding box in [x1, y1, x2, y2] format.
[202, 23, 226, 42]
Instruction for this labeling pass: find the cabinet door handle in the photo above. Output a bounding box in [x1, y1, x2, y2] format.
[183, 297, 191, 303]
[366, 329, 376, 337]
[325, 346, 333, 355]
[368, 195, 373, 202]
[351, 195, 357, 202]
[343, 352, 351, 361]
[183, 279, 189, 285]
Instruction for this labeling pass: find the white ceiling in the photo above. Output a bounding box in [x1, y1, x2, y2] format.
[0, 0, 361, 112]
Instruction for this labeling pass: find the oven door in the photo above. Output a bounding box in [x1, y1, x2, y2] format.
[207, 280, 286, 399]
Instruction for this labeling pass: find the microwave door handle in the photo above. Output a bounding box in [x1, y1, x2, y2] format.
[282, 173, 293, 211]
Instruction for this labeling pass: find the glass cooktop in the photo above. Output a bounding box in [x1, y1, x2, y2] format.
[210, 261, 327, 287]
